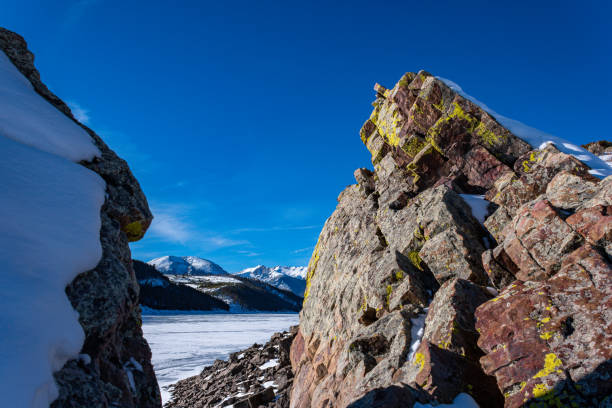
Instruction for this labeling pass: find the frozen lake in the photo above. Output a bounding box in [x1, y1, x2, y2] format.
[141, 312, 299, 404]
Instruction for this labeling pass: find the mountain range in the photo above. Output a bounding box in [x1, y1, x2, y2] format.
[234, 265, 307, 296]
[136, 256, 306, 312]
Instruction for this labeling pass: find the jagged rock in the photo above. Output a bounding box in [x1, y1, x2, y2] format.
[169, 327, 298, 408]
[396, 340, 503, 406]
[422, 278, 492, 362]
[354, 168, 375, 196]
[566, 205, 612, 257]
[475, 245, 612, 408]
[545, 171, 599, 210]
[482, 247, 519, 290]
[487, 145, 594, 216]
[291, 72, 536, 408]
[501, 198, 583, 280]
[0, 27, 160, 407]
[582, 140, 612, 156]
[292, 69, 612, 408]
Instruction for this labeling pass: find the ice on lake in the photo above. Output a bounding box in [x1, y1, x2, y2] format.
[141, 312, 299, 404]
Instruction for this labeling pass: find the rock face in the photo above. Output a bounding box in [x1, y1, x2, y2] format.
[291, 71, 612, 407]
[168, 327, 298, 408]
[0, 28, 161, 407]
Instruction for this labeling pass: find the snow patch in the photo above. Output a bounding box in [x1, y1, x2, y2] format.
[459, 194, 490, 224]
[0, 52, 106, 407]
[414, 392, 480, 408]
[408, 309, 428, 361]
[485, 287, 499, 296]
[262, 380, 277, 389]
[0, 52, 99, 161]
[259, 359, 280, 370]
[438, 77, 612, 179]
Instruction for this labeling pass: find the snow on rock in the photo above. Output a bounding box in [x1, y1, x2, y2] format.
[438, 77, 612, 179]
[0, 51, 105, 408]
[0, 52, 99, 161]
[258, 358, 279, 370]
[414, 392, 480, 408]
[148, 255, 228, 275]
[458, 194, 490, 224]
[274, 266, 307, 279]
[407, 309, 428, 361]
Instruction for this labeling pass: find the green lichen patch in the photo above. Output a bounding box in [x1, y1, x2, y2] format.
[303, 236, 322, 303]
[400, 135, 427, 158]
[409, 251, 424, 271]
[123, 220, 144, 242]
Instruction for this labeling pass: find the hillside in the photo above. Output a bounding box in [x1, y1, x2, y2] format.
[134, 260, 229, 311]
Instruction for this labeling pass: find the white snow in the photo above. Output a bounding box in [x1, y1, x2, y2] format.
[142, 313, 298, 404]
[273, 266, 308, 279]
[259, 358, 279, 370]
[0, 52, 99, 161]
[0, 51, 105, 408]
[459, 194, 490, 224]
[262, 380, 277, 389]
[148, 255, 228, 275]
[599, 154, 612, 163]
[485, 287, 499, 296]
[407, 309, 428, 361]
[234, 265, 307, 296]
[414, 392, 480, 408]
[438, 77, 612, 179]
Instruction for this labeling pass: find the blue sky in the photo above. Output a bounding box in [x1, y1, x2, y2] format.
[3, 1, 610, 272]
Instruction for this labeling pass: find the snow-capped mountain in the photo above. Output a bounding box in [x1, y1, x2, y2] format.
[233, 265, 307, 296]
[148, 255, 228, 276]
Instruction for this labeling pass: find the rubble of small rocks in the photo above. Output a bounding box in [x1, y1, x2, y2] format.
[168, 326, 298, 408]
[290, 71, 612, 407]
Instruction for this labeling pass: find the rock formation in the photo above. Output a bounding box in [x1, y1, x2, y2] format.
[291, 71, 612, 407]
[0, 28, 161, 407]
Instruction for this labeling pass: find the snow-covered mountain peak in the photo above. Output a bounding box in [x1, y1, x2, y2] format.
[233, 265, 307, 296]
[148, 255, 228, 276]
[272, 266, 307, 279]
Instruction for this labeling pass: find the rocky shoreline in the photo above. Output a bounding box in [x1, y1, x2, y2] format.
[167, 326, 297, 408]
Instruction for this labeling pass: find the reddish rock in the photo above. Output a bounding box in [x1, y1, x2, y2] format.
[545, 170, 599, 210]
[397, 341, 503, 407]
[475, 245, 612, 407]
[482, 247, 519, 289]
[488, 145, 595, 215]
[501, 199, 583, 280]
[582, 140, 612, 156]
[422, 278, 492, 362]
[566, 205, 612, 256]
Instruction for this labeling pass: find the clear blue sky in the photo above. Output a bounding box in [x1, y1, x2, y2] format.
[3, 1, 610, 272]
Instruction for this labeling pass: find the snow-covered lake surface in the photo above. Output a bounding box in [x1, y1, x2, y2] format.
[142, 312, 299, 404]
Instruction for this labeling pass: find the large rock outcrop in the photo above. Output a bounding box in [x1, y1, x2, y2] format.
[291, 71, 612, 407]
[0, 28, 161, 407]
